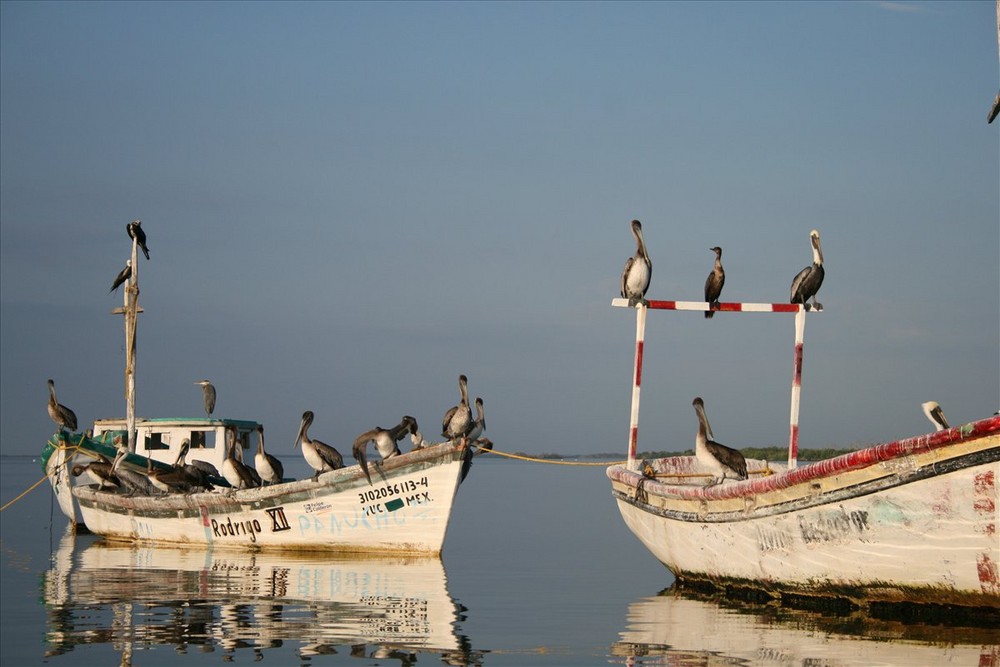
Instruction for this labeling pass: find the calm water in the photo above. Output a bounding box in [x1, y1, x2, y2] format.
[2, 454, 997, 666]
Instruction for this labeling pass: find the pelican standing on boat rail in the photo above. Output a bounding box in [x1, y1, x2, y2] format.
[922, 401, 951, 431]
[195, 380, 216, 418]
[353, 416, 417, 485]
[692, 397, 747, 485]
[704, 246, 725, 318]
[71, 456, 120, 491]
[47, 379, 78, 432]
[467, 398, 485, 442]
[621, 219, 652, 307]
[442, 375, 474, 442]
[222, 428, 258, 490]
[295, 411, 345, 481]
[790, 229, 825, 311]
[254, 425, 284, 485]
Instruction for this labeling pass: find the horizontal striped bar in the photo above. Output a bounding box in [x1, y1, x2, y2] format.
[611, 298, 810, 313]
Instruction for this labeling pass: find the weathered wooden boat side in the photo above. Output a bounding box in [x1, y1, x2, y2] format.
[72, 440, 470, 555]
[609, 419, 1000, 607]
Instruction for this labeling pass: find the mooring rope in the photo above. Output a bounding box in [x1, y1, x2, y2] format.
[0, 435, 83, 512]
[477, 447, 625, 466]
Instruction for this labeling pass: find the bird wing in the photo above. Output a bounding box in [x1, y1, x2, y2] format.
[705, 440, 747, 479]
[790, 265, 812, 303]
[620, 256, 635, 298]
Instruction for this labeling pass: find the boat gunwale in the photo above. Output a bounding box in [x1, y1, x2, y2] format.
[607, 415, 1000, 503]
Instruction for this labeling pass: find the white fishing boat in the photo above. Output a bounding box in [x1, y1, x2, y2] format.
[42, 231, 477, 555]
[43, 527, 477, 662]
[607, 298, 1000, 608]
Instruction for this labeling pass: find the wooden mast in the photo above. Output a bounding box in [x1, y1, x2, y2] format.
[112, 227, 142, 454]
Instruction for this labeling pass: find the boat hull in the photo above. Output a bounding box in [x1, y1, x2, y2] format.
[72, 442, 470, 555]
[608, 416, 1000, 607]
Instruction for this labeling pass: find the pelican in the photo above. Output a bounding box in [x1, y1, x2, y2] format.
[790, 229, 825, 311]
[353, 416, 416, 485]
[473, 436, 493, 455]
[692, 397, 747, 486]
[620, 219, 652, 307]
[222, 428, 259, 490]
[114, 465, 158, 496]
[294, 411, 345, 481]
[704, 246, 725, 318]
[110, 260, 131, 293]
[254, 425, 284, 485]
[922, 401, 950, 432]
[146, 454, 195, 494]
[442, 374, 473, 441]
[47, 379, 78, 432]
[195, 380, 215, 418]
[409, 420, 431, 450]
[466, 398, 485, 442]
[174, 439, 215, 490]
[126, 219, 150, 260]
[71, 456, 120, 490]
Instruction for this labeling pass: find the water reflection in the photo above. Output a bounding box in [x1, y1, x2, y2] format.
[612, 584, 999, 666]
[43, 526, 482, 665]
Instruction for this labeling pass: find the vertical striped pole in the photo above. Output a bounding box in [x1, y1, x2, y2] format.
[627, 304, 648, 471]
[787, 306, 806, 469]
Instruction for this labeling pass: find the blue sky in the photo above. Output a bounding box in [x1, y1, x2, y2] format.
[2, 1, 997, 459]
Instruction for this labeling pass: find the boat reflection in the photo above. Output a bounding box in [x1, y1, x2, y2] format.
[612, 584, 1000, 667]
[43, 526, 482, 665]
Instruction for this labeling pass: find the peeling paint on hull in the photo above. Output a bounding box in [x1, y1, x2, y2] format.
[608, 416, 1000, 607]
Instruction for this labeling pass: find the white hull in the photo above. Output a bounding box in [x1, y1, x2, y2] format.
[72, 441, 470, 555]
[609, 416, 1000, 607]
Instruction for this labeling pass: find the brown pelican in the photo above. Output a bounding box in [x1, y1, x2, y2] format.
[474, 436, 493, 455]
[442, 374, 473, 441]
[353, 416, 416, 485]
[922, 401, 950, 431]
[114, 465, 158, 496]
[222, 428, 259, 490]
[195, 380, 216, 417]
[126, 219, 150, 260]
[174, 440, 215, 490]
[466, 398, 485, 442]
[71, 455, 120, 490]
[254, 425, 284, 485]
[620, 219, 652, 307]
[409, 420, 431, 450]
[47, 379, 78, 432]
[110, 260, 131, 293]
[692, 397, 747, 485]
[294, 411, 345, 481]
[146, 454, 196, 494]
[790, 229, 825, 311]
[704, 246, 725, 318]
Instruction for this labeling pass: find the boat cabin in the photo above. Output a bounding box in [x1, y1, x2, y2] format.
[91, 418, 261, 471]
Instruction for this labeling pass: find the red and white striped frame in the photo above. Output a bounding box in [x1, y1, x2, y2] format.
[612, 298, 816, 471]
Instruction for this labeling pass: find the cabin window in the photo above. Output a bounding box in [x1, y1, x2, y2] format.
[190, 430, 216, 449]
[144, 432, 168, 451]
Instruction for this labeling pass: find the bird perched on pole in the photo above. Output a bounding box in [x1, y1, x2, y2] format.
[704, 246, 725, 319]
[127, 219, 150, 260]
[790, 229, 825, 311]
[620, 219, 652, 307]
[110, 260, 132, 293]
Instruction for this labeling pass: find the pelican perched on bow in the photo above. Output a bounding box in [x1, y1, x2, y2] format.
[466, 398, 485, 443]
[790, 229, 825, 311]
[254, 425, 284, 485]
[146, 454, 196, 494]
[195, 380, 216, 417]
[110, 260, 131, 293]
[442, 374, 473, 441]
[353, 415, 416, 485]
[621, 219, 652, 307]
[922, 401, 950, 432]
[222, 428, 259, 490]
[295, 411, 344, 481]
[47, 379, 78, 432]
[704, 246, 725, 318]
[126, 219, 150, 260]
[692, 397, 747, 486]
